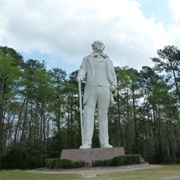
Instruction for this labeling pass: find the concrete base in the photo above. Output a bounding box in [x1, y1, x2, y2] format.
[60, 147, 125, 165]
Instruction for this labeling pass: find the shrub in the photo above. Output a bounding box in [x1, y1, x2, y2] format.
[61, 159, 73, 169]
[92, 159, 111, 166]
[46, 155, 142, 168]
[92, 154, 142, 167]
[73, 161, 86, 168]
[1, 145, 27, 169]
[1, 140, 49, 170]
[45, 158, 56, 169]
[45, 158, 85, 169]
[111, 154, 141, 166]
[111, 156, 124, 166]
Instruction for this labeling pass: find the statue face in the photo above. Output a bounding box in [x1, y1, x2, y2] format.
[92, 40, 105, 52]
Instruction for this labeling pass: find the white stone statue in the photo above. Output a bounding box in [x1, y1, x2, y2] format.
[77, 40, 117, 149]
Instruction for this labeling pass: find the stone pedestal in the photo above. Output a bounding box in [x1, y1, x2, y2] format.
[60, 147, 125, 165]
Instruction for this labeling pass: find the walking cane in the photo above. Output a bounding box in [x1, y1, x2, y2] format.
[78, 80, 83, 145]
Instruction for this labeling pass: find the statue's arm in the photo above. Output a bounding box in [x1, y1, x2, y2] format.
[77, 57, 87, 80]
[110, 60, 117, 89]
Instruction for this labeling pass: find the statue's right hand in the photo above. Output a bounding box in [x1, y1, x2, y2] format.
[77, 76, 83, 82]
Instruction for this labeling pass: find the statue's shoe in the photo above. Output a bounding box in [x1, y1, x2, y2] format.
[79, 144, 91, 149]
[101, 144, 113, 148]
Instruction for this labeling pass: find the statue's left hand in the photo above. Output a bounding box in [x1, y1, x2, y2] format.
[77, 76, 83, 82]
[109, 85, 116, 91]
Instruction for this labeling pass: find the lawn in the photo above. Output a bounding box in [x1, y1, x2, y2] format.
[0, 170, 79, 180]
[99, 164, 180, 180]
[0, 164, 180, 180]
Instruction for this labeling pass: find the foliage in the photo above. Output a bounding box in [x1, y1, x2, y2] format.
[92, 154, 141, 167]
[92, 159, 112, 166]
[1, 140, 48, 169]
[1, 144, 26, 169]
[45, 158, 85, 169]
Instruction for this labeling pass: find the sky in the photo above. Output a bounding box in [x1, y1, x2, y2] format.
[1, 0, 180, 74]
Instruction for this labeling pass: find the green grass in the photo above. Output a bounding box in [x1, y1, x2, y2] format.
[99, 164, 180, 180]
[0, 170, 79, 180]
[1, 165, 180, 180]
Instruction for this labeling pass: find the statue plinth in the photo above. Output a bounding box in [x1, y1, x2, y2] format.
[60, 147, 125, 165]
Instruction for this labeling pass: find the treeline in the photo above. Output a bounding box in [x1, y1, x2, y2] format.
[0, 45, 180, 169]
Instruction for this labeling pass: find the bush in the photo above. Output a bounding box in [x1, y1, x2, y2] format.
[1, 145, 27, 169]
[111, 156, 124, 166]
[46, 155, 142, 168]
[45, 158, 61, 169]
[1, 140, 49, 170]
[45, 158, 54, 169]
[73, 161, 86, 168]
[162, 155, 180, 164]
[92, 159, 111, 166]
[92, 154, 142, 167]
[61, 159, 73, 169]
[26, 140, 48, 169]
[45, 158, 85, 169]
[111, 154, 141, 166]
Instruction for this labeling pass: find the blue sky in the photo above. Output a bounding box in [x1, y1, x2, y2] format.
[1, 0, 180, 74]
[140, 0, 171, 22]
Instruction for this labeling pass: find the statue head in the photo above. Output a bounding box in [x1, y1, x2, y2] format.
[92, 40, 105, 52]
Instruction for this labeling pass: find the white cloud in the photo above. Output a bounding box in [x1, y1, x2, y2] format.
[1, 0, 180, 72]
[167, 0, 180, 47]
[169, 0, 180, 22]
